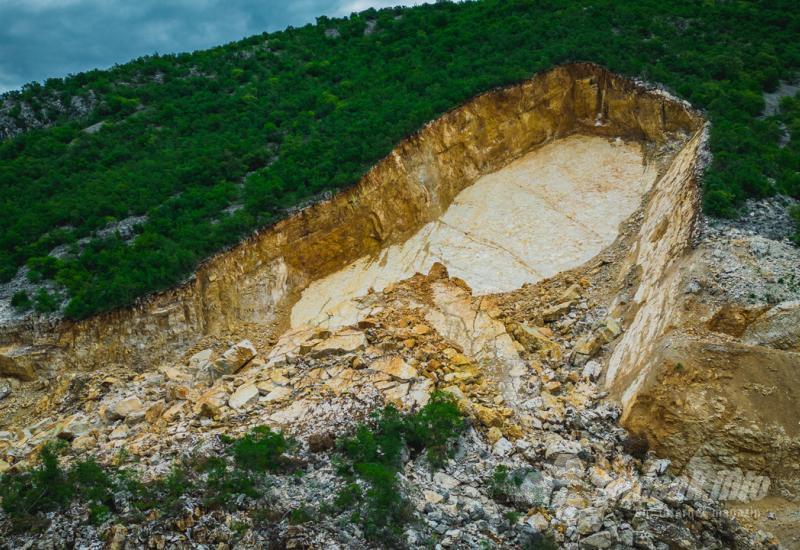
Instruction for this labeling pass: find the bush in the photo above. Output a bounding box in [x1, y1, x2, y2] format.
[403, 391, 464, 467]
[33, 288, 59, 313]
[69, 458, 116, 524]
[225, 426, 292, 472]
[334, 392, 465, 541]
[10, 291, 31, 312]
[198, 456, 257, 511]
[0, 403, 459, 536]
[288, 506, 313, 525]
[0, 441, 73, 523]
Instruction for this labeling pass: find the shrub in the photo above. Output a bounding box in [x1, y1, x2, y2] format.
[225, 426, 292, 472]
[33, 288, 59, 313]
[10, 291, 31, 312]
[198, 456, 257, 511]
[288, 506, 313, 525]
[69, 457, 116, 524]
[0, 441, 73, 523]
[403, 391, 465, 467]
[154, 463, 194, 516]
[334, 393, 465, 541]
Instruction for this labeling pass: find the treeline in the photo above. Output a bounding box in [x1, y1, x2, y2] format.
[0, 0, 799, 318]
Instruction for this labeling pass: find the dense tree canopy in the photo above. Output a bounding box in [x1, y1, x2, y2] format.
[1, 0, 798, 318]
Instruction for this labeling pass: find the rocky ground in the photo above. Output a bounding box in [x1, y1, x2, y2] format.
[700, 195, 800, 306]
[1, 189, 798, 548]
[0, 248, 786, 548]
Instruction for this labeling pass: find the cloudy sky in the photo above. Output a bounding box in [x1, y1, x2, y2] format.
[0, 0, 425, 93]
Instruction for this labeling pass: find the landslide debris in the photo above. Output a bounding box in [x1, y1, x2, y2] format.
[0, 263, 778, 548]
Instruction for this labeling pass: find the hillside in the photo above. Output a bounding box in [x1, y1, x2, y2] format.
[3, 64, 798, 548]
[0, 0, 799, 320]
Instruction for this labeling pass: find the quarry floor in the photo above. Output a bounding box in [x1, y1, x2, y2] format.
[291, 135, 656, 330]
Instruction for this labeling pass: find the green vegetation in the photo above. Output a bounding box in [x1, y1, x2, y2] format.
[1, 0, 799, 318]
[0, 441, 115, 532]
[223, 425, 294, 472]
[10, 290, 31, 312]
[791, 205, 800, 244]
[0, 427, 290, 533]
[334, 392, 465, 542]
[0, 400, 465, 539]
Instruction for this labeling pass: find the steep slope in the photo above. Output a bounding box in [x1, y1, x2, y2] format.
[1, 0, 798, 320]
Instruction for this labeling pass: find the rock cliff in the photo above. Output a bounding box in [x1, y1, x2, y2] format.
[0, 62, 702, 375]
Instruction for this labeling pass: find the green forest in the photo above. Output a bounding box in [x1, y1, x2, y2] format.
[0, 0, 798, 319]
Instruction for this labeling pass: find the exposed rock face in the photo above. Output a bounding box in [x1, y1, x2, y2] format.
[742, 300, 800, 350]
[0, 348, 36, 381]
[7, 63, 793, 546]
[604, 161, 800, 504]
[0, 62, 702, 375]
[290, 135, 657, 329]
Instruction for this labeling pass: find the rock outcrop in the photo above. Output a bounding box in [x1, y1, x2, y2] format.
[0, 62, 702, 376]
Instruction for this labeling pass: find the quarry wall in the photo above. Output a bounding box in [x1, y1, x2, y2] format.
[0, 63, 704, 378]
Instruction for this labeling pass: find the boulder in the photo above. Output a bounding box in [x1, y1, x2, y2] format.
[589, 465, 613, 488]
[473, 404, 504, 428]
[573, 333, 603, 357]
[506, 469, 553, 507]
[0, 351, 35, 381]
[59, 415, 93, 439]
[145, 400, 166, 424]
[433, 472, 459, 490]
[199, 400, 221, 419]
[493, 437, 514, 456]
[508, 322, 562, 360]
[582, 360, 602, 380]
[558, 284, 582, 302]
[262, 386, 292, 402]
[371, 356, 417, 380]
[309, 329, 367, 357]
[581, 530, 614, 549]
[424, 490, 444, 505]
[526, 512, 549, 532]
[211, 340, 257, 379]
[576, 508, 604, 535]
[188, 348, 214, 369]
[229, 383, 258, 409]
[542, 301, 572, 322]
[411, 324, 431, 336]
[107, 396, 144, 420]
[743, 300, 800, 351]
[109, 425, 128, 440]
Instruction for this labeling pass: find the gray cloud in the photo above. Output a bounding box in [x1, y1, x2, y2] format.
[0, 0, 424, 93]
